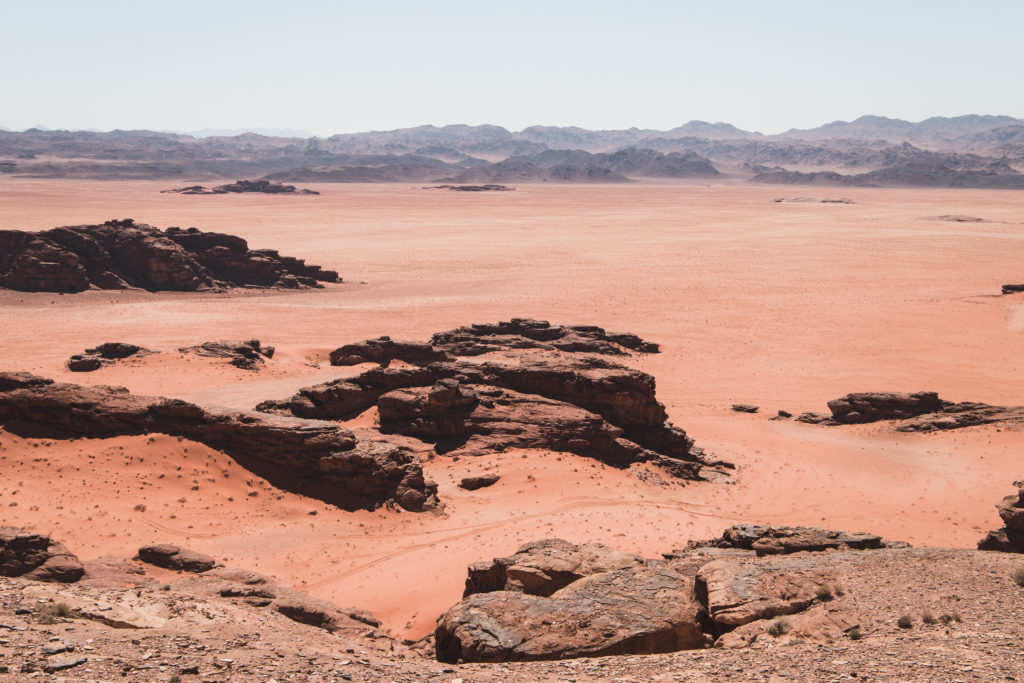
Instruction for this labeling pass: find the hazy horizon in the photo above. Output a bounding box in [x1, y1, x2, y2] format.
[2, 0, 1022, 136]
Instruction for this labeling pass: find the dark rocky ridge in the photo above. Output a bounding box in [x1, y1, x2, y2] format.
[0, 219, 339, 292]
[259, 321, 728, 481]
[162, 179, 319, 194]
[794, 391, 1024, 431]
[0, 372, 436, 511]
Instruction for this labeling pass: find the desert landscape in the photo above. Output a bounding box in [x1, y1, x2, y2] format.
[1, 173, 1024, 680]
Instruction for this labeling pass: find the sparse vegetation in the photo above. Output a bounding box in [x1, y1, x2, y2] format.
[847, 625, 863, 640]
[37, 602, 72, 623]
[922, 610, 937, 624]
[939, 612, 963, 624]
[1013, 567, 1024, 587]
[897, 614, 913, 629]
[815, 584, 835, 601]
[767, 617, 792, 637]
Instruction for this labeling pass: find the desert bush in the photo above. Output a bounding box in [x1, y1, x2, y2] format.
[767, 617, 791, 637]
[897, 614, 913, 629]
[1013, 567, 1024, 587]
[847, 625, 863, 640]
[815, 584, 835, 601]
[922, 610, 937, 624]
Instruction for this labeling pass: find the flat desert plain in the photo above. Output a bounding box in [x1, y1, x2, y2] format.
[1, 179, 1023, 638]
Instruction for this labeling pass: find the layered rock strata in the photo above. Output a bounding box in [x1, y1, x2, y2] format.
[0, 219, 338, 292]
[436, 532, 908, 662]
[795, 391, 1024, 431]
[0, 372, 436, 511]
[259, 322, 728, 480]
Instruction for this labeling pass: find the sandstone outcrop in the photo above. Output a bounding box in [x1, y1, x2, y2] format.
[463, 539, 644, 597]
[436, 564, 705, 663]
[136, 544, 219, 573]
[329, 336, 452, 367]
[67, 342, 155, 372]
[0, 372, 437, 511]
[429, 318, 660, 356]
[799, 391, 1024, 431]
[0, 219, 338, 292]
[978, 482, 1024, 553]
[437, 528, 919, 662]
[163, 180, 319, 195]
[0, 527, 84, 583]
[681, 525, 894, 557]
[179, 339, 274, 370]
[261, 326, 728, 480]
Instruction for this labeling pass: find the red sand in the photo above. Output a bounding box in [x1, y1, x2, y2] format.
[1, 179, 1023, 638]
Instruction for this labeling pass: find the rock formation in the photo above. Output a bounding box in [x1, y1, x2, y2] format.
[463, 539, 644, 597]
[0, 527, 84, 583]
[428, 318, 661, 356]
[676, 524, 899, 557]
[425, 184, 514, 191]
[259, 321, 729, 481]
[978, 482, 1024, 553]
[436, 531, 910, 662]
[179, 339, 274, 370]
[66, 342, 154, 372]
[136, 545, 219, 573]
[458, 474, 500, 490]
[436, 564, 706, 663]
[162, 180, 319, 194]
[0, 219, 339, 292]
[0, 372, 437, 511]
[796, 391, 1024, 431]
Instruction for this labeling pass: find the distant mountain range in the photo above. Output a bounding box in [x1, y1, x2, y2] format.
[1, 115, 1022, 187]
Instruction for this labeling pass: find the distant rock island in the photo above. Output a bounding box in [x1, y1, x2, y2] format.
[162, 179, 319, 195]
[0, 218, 339, 292]
[425, 184, 514, 192]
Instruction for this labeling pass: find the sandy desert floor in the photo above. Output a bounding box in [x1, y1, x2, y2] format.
[1, 178, 1023, 639]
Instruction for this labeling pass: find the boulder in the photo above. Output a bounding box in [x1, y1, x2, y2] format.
[978, 483, 1024, 553]
[136, 544, 218, 573]
[696, 555, 834, 629]
[0, 219, 338, 292]
[463, 539, 644, 597]
[436, 563, 705, 662]
[0, 527, 84, 582]
[0, 372, 437, 512]
[459, 474, 500, 490]
[67, 342, 154, 372]
[179, 339, 274, 370]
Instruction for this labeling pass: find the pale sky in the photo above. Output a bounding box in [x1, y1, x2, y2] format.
[1, 0, 1021, 136]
